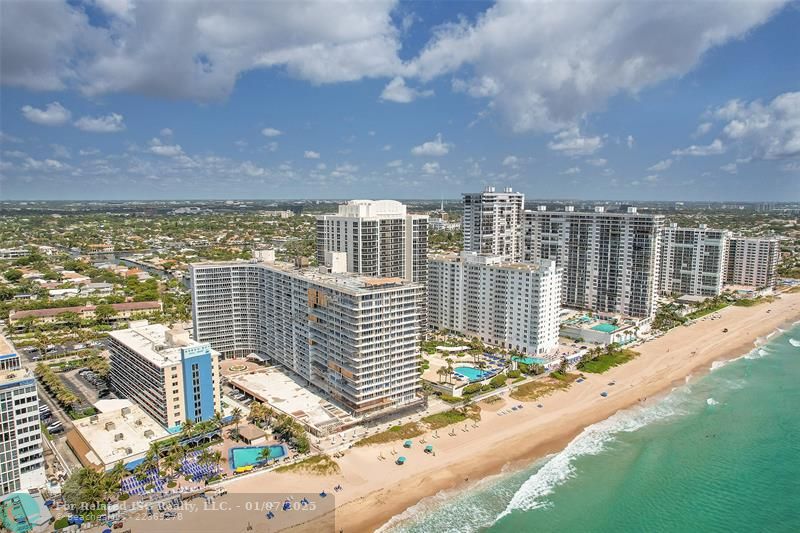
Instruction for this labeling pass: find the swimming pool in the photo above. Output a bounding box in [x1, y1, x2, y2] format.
[591, 323, 619, 333]
[229, 445, 287, 469]
[512, 356, 548, 365]
[454, 366, 488, 381]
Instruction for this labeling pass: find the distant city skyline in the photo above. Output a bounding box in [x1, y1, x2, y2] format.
[1, 1, 799, 201]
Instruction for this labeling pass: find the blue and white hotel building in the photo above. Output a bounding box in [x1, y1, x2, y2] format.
[109, 324, 221, 431]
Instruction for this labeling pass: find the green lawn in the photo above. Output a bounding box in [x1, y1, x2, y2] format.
[511, 376, 572, 402]
[275, 454, 340, 475]
[422, 406, 480, 429]
[354, 422, 425, 447]
[686, 302, 729, 320]
[578, 349, 638, 374]
[734, 296, 776, 307]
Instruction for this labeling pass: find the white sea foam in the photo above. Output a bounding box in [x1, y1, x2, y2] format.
[494, 399, 684, 521]
[706, 398, 719, 406]
[789, 338, 800, 348]
[710, 360, 729, 371]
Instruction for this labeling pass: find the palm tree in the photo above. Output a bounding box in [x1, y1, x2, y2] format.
[258, 447, 272, 465]
[162, 450, 182, 480]
[212, 410, 225, 430]
[248, 403, 264, 426]
[181, 419, 195, 440]
[436, 366, 448, 384]
[211, 450, 223, 471]
[80, 468, 107, 504]
[103, 461, 127, 497]
[230, 407, 243, 439]
[142, 445, 161, 476]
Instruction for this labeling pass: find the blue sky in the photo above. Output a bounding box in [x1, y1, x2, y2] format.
[1, 0, 799, 201]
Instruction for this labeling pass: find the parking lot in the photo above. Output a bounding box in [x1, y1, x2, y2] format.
[19, 339, 107, 362]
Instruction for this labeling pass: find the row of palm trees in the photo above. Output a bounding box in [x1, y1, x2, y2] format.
[34, 362, 79, 408]
[62, 460, 129, 511]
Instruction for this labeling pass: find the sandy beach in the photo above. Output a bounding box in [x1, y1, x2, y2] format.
[199, 292, 800, 533]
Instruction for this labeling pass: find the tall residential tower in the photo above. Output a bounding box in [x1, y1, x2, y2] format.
[659, 224, 729, 297]
[462, 186, 525, 262]
[725, 236, 781, 288]
[191, 258, 424, 417]
[524, 206, 664, 318]
[315, 200, 428, 284]
[1, 337, 46, 496]
[428, 253, 561, 354]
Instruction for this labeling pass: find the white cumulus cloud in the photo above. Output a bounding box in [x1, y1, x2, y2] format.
[672, 139, 725, 157]
[261, 127, 282, 137]
[304, 150, 320, 159]
[405, 0, 785, 132]
[548, 127, 603, 156]
[0, 1, 404, 100]
[411, 133, 452, 157]
[21, 102, 71, 126]
[647, 159, 673, 172]
[422, 161, 440, 174]
[693, 122, 713, 138]
[74, 113, 125, 133]
[712, 92, 800, 159]
[380, 77, 433, 103]
[149, 137, 184, 157]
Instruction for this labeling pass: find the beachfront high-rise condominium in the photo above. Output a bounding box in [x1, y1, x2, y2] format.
[1, 337, 46, 496]
[428, 253, 561, 354]
[524, 206, 664, 318]
[190, 258, 423, 416]
[659, 224, 730, 297]
[725, 236, 781, 288]
[315, 200, 428, 284]
[108, 324, 222, 430]
[462, 186, 525, 262]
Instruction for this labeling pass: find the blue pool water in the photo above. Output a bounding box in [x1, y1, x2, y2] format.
[229, 445, 286, 469]
[512, 356, 547, 365]
[591, 323, 619, 333]
[454, 366, 488, 381]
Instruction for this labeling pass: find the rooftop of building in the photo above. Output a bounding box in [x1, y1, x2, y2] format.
[526, 205, 663, 218]
[192, 259, 419, 295]
[316, 199, 419, 219]
[1, 362, 33, 386]
[430, 252, 555, 271]
[0, 336, 30, 386]
[229, 367, 353, 434]
[109, 323, 216, 368]
[464, 186, 522, 196]
[69, 399, 168, 468]
[0, 334, 14, 356]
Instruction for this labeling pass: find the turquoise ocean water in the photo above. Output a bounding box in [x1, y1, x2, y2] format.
[382, 324, 800, 533]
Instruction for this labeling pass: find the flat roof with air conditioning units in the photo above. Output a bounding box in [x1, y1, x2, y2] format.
[66, 399, 169, 471]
